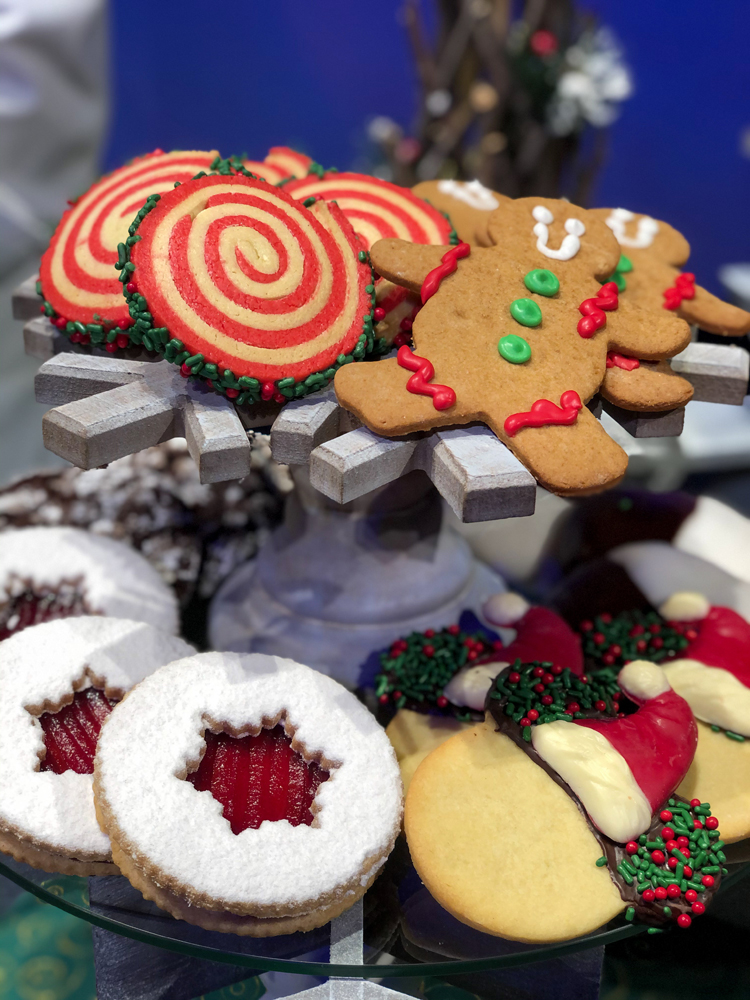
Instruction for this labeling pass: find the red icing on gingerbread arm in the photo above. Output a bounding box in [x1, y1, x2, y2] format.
[397, 345, 456, 411]
[606, 352, 640, 371]
[577, 669, 697, 815]
[501, 607, 584, 674]
[420, 242, 471, 303]
[504, 390, 582, 438]
[683, 606, 750, 688]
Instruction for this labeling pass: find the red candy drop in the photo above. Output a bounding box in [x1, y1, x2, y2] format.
[654, 886, 668, 900]
[690, 798, 701, 807]
[527, 709, 539, 721]
[677, 914, 692, 928]
[667, 884, 681, 898]
[676, 835, 689, 848]
[372, 307, 386, 322]
[691, 901, 705, 915]
[684, 866, 693, 878]
[705, 816, 719, 830]
[40, 688, 116, 774]
[685, 890, 698, 903]
[436, 695, 449, 708]
[701, 875, 715, 887]
[651, 850, 666, 865]
[641, 889, 655, 902]
[662, 827, 675, 840]
[508, 672, 521, 684]
[625, 841, 639, 855]
[188, 727, 328, 835]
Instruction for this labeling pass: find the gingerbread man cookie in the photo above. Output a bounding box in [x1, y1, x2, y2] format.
[335, 197, 692, 495]
[377, 593, 582, 790]
[412, 180, 507, 247]
[405, 659, 723, 942]
[592, 208, 750, 336]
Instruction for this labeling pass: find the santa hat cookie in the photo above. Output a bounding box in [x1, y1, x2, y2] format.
[0, 617, 194, 875]
[284, 169, 456, 345]
[405, 659, 723, 943]
[0, 527, 180, 640]
[93, 652, 403, 936]
[376, 593, 582, 789]
[120, 168, 374, 405]
[39, 149, 220, 351]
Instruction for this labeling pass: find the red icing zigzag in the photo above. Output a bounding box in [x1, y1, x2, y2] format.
[504, 390, 582, 438]
[606, 352, 640, 371]
[397, 345, 456, 411]
[664, 273, 696, 311]
[577, 281, 619, 338]
[420, 242, 471, 304]
[683, 606, 750, 688]
[577, 684, 697, 816]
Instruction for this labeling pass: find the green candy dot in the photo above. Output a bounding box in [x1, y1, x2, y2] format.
[498, 334, 531, 364]
[510, 297, 542, 328]
[524, 268, 560, 297]
[616, 253, 633, 273]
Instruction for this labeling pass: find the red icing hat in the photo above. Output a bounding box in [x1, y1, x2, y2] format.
[683, 606, 750, 688]
[501, 607, 584, 675]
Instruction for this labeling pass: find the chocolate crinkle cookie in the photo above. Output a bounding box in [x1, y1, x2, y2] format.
[0, 437, 291, 614]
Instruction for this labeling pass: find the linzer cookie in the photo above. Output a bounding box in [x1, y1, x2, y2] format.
[240, 147, 313, 185]
[93, 652, 403, 936]
[591, 208, 750, 337]
[377, 592, 582, 789]
[579, 591, 750, 842]
[412, 180, 507, 247]
[285, 169, 456, 344]
[121, 171, 374, 405]
[38, 150, 220, 350]
[0, 527, 180, 639]
[335, 197, 693, 496]
[0, 617, 193, 875]
[405, 659, 723, 942]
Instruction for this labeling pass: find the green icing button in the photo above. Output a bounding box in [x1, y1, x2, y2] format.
[524, 268, 560, 297]
[600, 270, 627, 293]
[498, 334, 531, 364]
[510, 297, 542, 327]
[617, 254, 633, 273]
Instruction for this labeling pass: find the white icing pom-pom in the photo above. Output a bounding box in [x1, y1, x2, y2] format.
[618, 660, 670, 701]
[659, 591, 710, 622]
[482, 591, 530, 626]
[443, 662, 507, 711]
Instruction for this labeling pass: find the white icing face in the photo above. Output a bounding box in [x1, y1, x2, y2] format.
[482, 591, 530, 626]
[618, 660, 670, 702]
[532, 205, 585, 260]
[662, 659, 750, 737]
[443, 661, 507, 711]
[531, 721, 652, 843]
[605, 208, 659, 249]
[437, 179, 500, 212]
[659, 592, 710, 622]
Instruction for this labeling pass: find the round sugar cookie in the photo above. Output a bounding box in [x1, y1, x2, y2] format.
[124, 172, 373, 403]
[404, 720, 624, 943]
[385, 709, 473, 792]
[284, 170, 455, 343]
[0, 526, 180, 639]
[93, 652, 403, 934]
[0, 617, 194, 874]
[677, 721, 750, 843]
[39, 149, 219, 343]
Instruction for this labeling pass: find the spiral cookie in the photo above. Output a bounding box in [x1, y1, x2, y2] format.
[241, 147, 313, 185]
[38, 150, 220, 348]
[93, 652, 403, 935]
[284, 170, 456, 343]
[123, 173, 374, 404]
[0, 527, 180, 639]
[0, 617, 193, 875]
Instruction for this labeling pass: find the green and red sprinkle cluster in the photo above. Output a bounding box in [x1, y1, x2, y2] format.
[612, 798, 725, 929]
[36, 280, 127, 353]
[488, 660, 620, 741]
[374, 624, 496, 718]
[579, 610, 691, 669]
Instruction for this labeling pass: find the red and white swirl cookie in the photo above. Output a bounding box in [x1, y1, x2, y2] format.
[284, 170, 456, 343]
[0, 527, 180, 639]
[0, 617, 194, 875]
[93, 652, 403, 936]
[125, 173, 373, 404]
[39, 149, 219, 348]
[241, 147, 313, 185]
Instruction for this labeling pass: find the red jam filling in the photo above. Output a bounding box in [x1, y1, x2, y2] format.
[39, 688, 116, 774]
[0, 581, 92, 641]
[188, 726, 329, 835]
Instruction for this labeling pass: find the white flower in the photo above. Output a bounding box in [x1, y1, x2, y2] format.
[548, 28, 632, 136]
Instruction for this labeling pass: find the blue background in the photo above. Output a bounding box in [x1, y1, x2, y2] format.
[103, 1, 750, 295]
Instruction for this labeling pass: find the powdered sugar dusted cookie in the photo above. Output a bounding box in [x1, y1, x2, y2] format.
[93, 652, 403, 935]
[0, 527, 180, 639]
[405, 659, 722, 942]
[0, 617, 194, 875]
